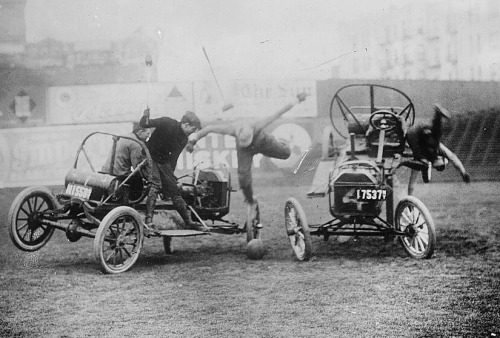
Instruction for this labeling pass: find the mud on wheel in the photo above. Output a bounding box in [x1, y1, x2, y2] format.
[395, 196, 436, 259]
[284, 197, 312, 261]
[8, 186, 57, 252]
[94, 206, 144, 274]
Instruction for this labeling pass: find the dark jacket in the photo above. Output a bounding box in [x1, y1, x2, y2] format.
[140, 116, 187, 168]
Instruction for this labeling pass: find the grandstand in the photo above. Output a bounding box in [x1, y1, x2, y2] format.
[437, 108, 500, 181]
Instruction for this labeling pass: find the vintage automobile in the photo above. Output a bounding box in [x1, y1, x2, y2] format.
[284, 84, 436, 261]
[8, 131, 262, 274]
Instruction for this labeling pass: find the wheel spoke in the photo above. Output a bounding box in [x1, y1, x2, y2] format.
[17, 222, 29, 231]
[27, 198, 34, 214]
[22, 229, 31, 240]
[122, 247, 132, 258]
[407, 205, 415, 223]
[401, 208, 412, 225]
[417, 233, 428, 248]
[32, 197, 39, 213]
[104, 248, 115, 262]
[20, 206, 30, 218]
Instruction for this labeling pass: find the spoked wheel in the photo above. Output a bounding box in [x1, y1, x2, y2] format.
[8, 186, 57, 251]
[163, 236, 173, 254]
[246, 201, 262, 242]
[284, 197, 312, 261]
[94, 206, 144, 274]
[395, 196, 436, 259]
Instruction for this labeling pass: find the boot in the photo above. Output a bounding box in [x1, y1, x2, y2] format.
[144, 187, 158, 232]
[172, 196, 208, 232]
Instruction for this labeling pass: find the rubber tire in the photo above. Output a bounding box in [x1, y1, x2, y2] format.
[94, 206, 144, 274]
[284, 197, 312, 261]
[246, 201, 261, 243]
[163, 236, 173, 254]
[8, 186, 57, 252]
[395, 196, 436, 259]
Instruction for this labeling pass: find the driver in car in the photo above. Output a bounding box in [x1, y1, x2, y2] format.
[101, 122, 151, 198]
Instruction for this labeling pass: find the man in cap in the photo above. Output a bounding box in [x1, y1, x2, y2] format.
[186, 93, 308, 213]
[140, 110, 208, 232]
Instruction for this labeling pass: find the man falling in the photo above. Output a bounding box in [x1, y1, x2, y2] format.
[186, 92, 308, 216]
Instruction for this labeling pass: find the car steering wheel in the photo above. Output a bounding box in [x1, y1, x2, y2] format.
[369, 110, 400, 132]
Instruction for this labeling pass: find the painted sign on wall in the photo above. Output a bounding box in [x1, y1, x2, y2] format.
[47, 79, 317, 126]
[193, 79, 317, 120]
[47, 83, 194, 125]
[0, 123, 131, 188]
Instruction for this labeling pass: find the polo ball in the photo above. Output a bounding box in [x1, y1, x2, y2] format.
[246, 239, 266, 260]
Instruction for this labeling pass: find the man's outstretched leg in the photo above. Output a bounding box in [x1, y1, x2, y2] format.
[236, 148, 260, 229]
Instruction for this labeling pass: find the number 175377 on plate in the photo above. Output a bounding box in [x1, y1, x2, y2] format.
[356, 188, 387, 201]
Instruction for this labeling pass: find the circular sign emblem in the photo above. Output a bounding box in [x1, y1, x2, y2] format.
[270, 123, 312, 169]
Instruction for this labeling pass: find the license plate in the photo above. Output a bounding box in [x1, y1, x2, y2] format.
[65, 183, 92, 199]
[356, 188, 387, 201]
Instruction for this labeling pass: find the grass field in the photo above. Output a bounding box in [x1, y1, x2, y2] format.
[1, 177, 499, 337]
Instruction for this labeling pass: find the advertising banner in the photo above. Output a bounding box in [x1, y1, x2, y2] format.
[47, 83, 194, 125]
[0, 123, 131, 188]
[193, 79, 317, 120]
[0, 119, 317, 188]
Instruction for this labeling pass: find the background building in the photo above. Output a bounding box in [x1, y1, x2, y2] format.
[334, 0, 500, 82]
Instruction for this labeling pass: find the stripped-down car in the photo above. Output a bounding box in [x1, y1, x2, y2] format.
[285, 84, 437, 261]
[8, 131, 262, 274]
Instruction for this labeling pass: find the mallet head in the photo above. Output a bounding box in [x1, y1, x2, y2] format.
[222, 103, 234, 112]
[145, 54, 153, 67]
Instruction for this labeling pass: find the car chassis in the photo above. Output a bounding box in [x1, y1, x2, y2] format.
[8, 132, 262, 274]
[285, 84, 436, 261]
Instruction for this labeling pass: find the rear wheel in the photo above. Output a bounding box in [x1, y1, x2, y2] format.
[94, 206, 144, 274]
[284, 198, 312, 261]
[395, 196, 436, 259]
[8, 186, 57, 251]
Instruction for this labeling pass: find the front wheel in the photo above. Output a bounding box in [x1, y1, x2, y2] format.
[284, 198, 312, 261]
[8, 186, 57, 251]
[395, 196, 436, 259]
[94, 206, 144, 274]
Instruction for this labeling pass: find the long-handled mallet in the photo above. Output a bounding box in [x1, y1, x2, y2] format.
[144, 54, 153, 124]
[202, 46, 233, 112]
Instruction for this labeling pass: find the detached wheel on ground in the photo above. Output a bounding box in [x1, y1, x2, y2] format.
[284, 197, 312, 261]
[395, 196, 436, 259]
[94, 206, 144, 274]
[8, 186, 57, 251]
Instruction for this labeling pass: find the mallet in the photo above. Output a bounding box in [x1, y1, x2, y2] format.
[202, 46, 233, 112]
[144, 54, 153, 124]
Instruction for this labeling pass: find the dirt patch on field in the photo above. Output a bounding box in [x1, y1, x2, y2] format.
[1, 180, 499, 337]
